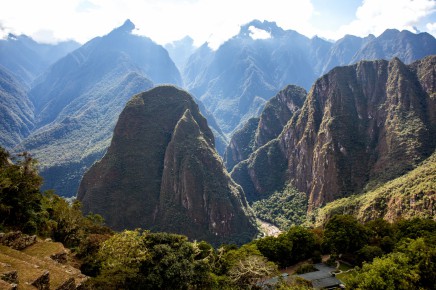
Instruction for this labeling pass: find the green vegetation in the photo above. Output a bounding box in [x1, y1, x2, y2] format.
[314, 151, 436, 226]
[252, 184, 308, 230]
[345, 238, 436, 289]
[2, 146, 436, 289]
[0, 147, 112, 273]
[244, 139, 288, 200]
[323, 214, 369, 254]
[255, 226, 317, 268]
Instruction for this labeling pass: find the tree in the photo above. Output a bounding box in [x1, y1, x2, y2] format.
[0, 148, 42, 233]
[395, 238, 436, 289]
[365, 218, 394, 247]
[140, 233, 200, 289]
[228, 254, 278, 288]
[323, 215, 368, 254]
[346, 238, 436, 289]
[256, 235, 293, 267]
[95, 229, 150, 289]
[256, 226, 316, 267]
[356, 245, 384, 266]
[395, 218, 436, 241]
[284, 226, 317, 264]
[345, 252, 419, 290]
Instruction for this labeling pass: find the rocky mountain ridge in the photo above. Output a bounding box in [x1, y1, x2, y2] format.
[1, 19, 435, 202]
[184, 21, 436, 135]
[313, 149, 436, 226]
[224, 84, 306, 171]
[78, 86, 258, 245]
[232, 56, 436, 210]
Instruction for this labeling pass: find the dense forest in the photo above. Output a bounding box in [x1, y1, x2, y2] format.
[1, 147, 436, 289]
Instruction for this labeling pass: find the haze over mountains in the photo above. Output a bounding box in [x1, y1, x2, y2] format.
[184, 20, 436, 135]
[0, 33, 80, 86]
[0, 17, 435, 228]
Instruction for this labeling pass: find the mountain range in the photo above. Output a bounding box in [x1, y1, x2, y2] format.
[13, 20, 182, 197]
[231, 56, 436, 211]
[0, 19, 435, 241]
[184, 20, 436, 135]
[0, 33, 79, 86]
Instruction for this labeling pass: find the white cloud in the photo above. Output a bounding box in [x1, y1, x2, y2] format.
[326, 0, 436, 39]
[427, 22, 436, 35]
[1, 0, 435, 47]
[249, 26, 272, 40]
[0, 0, 314, 47]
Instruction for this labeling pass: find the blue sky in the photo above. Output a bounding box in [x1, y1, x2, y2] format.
[1, 0, 435, 49]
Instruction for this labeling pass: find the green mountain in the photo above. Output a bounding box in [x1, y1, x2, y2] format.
[232, 56, 436, 209]
[313, 150, 436, 226]
[0, 33, 79, 85]
[0, 66, 34, 150]
[77, 86, 258, 246]
[16, 20, 182, 197]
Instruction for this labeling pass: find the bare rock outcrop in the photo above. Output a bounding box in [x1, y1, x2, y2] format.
[78, 85, 258, 245]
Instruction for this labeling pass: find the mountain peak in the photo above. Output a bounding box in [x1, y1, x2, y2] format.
[121, 19, 135, 30]
[111, 19, 135, 34]
[378, 28, 401, 39]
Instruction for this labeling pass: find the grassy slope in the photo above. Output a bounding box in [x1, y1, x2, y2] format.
[0, 240, 86, 288]
[313, 151, 436, 226]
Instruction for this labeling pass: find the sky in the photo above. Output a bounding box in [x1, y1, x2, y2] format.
[1, 0, 435, 49]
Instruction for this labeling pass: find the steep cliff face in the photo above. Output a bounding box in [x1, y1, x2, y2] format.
[314, 150, 436, 226]
[232, 56, 436, 208]
[255, 85, 306, 148]
[223, 118, 259, 172]
[77, 86, 258, 245]
[159, 109, 257, 243]
[224, 85, 306, 171]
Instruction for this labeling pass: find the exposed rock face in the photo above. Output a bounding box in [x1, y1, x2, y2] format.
[254, 85, 306, 148]
[224, 85, 306, 171]
[31, 270, 49, 290]
[0, 231, 37, 250]
[232, 56, 436, 208]
[0, 270, 18, 284]
[77, 86, 258, 245]
[223, 118, 259, 172]
[314, 150, 436, 226]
